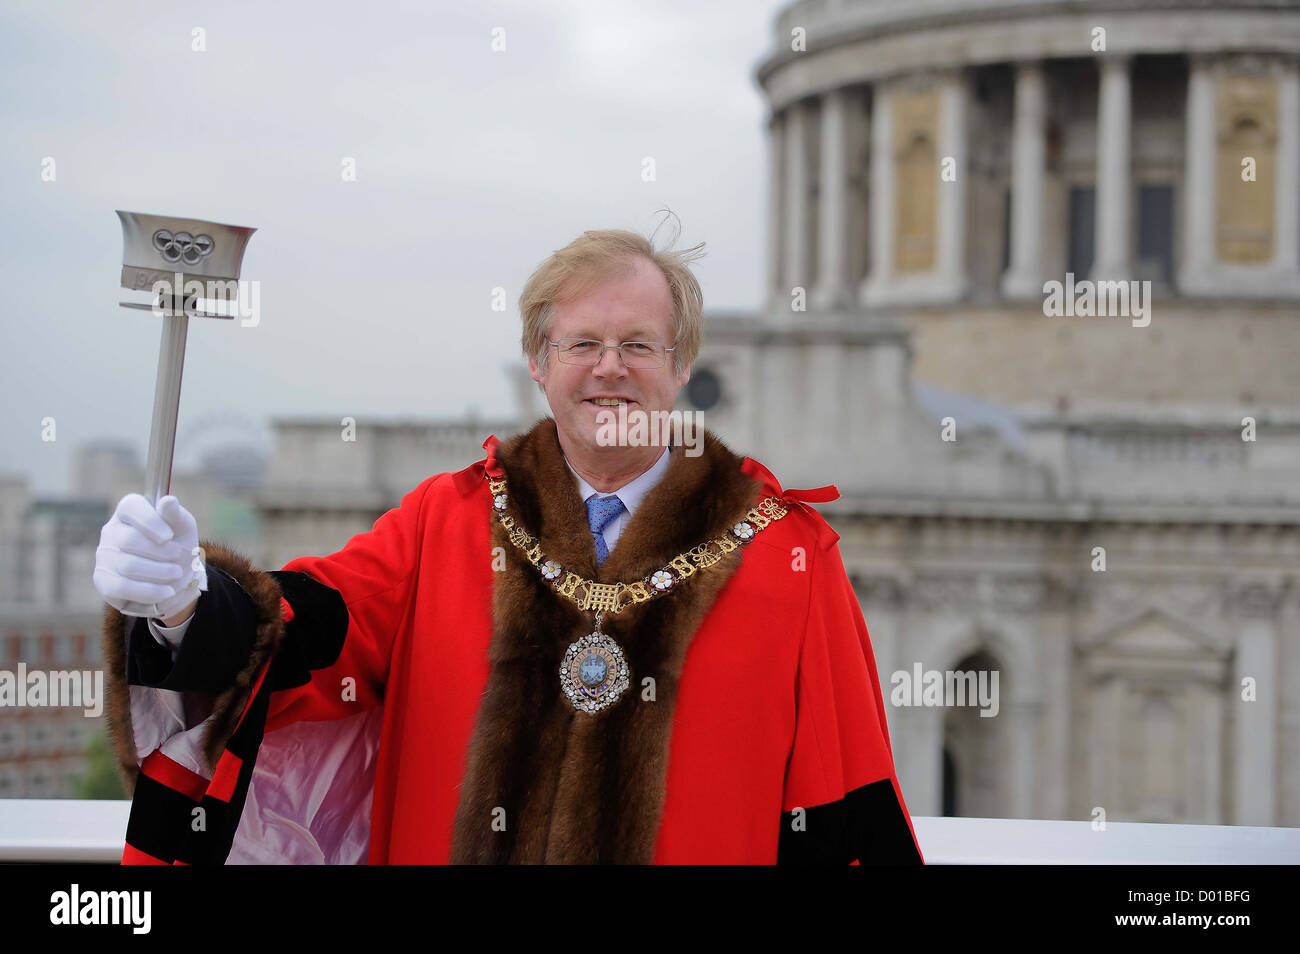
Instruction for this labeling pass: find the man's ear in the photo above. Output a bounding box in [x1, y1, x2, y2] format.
[528, 353, 544, 385]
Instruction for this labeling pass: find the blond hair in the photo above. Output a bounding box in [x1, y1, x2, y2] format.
[520, 222, 705, 377]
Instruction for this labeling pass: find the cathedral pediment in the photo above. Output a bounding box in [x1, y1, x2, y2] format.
[1078, 608, 1229, 685]
[1083, 607, 1223, 657]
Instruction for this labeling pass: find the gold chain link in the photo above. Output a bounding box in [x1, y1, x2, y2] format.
[487, 472, 789, 616]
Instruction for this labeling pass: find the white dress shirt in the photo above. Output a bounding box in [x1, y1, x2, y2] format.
[565, 445, 672, 558]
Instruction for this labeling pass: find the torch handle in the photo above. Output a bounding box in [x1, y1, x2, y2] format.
[144, 309, 189, 507]
[117, 307, 190, 619]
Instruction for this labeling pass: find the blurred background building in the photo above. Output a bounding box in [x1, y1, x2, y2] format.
[727, 0, 1300, 828]
[0, 430, 267, 797]
[2, 0, 1297, 828]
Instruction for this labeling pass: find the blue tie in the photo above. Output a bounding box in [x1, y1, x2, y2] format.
[586, 494, 626, 565]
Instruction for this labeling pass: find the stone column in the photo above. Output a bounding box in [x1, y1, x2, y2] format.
[936, 68, 970, 298]
[1179, 54, 1217, 291]
[1233, 582, 1280, 826]
[859, 80, 894, 305]
[1282, 584, 1300, 828]
[782, 100, 810, 311]
[1196, 680, 1224, 824]
[1088, 676, 1126, 819]
[1273, 55, 1299, 276]
[767, 110, 785, 305]
[1006, 698, 1040, 819]
[1000, 61, 1048, 299]
[907, 706, 945, 817]
[861, 581, 903, 692]
[813, 88, 851, 309]
[1040, 609, 1073, 820]
[1092, 54, 1133, 280]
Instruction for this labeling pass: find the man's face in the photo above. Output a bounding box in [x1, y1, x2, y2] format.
[528, 256, 689, 457]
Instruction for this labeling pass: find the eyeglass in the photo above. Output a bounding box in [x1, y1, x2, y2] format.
[548, 337, 675, 369]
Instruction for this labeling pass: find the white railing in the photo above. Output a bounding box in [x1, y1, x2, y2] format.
[1, 799, 131, 862]
[912, 815, 1300, 864]
[2, 800, 1299, 863]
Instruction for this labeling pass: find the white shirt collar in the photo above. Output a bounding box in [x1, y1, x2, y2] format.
[565, 445, 673, 515]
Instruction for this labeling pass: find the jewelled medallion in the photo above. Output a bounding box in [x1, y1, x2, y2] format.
[559, 621, 630, 714]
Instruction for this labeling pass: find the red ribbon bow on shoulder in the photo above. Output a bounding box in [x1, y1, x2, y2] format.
[482, 434, 504, 479]
[740, 456, 840, 506]
[781, 483, 840, 504]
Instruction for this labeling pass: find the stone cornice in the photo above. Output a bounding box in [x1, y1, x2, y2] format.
[758, 4, 1300, 111]
[766, 0, 1297, 66]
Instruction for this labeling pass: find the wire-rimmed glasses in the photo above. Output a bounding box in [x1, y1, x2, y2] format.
[548, 338, 675, 369]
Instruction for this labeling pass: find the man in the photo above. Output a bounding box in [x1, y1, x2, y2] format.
[93, 228, 924, 864]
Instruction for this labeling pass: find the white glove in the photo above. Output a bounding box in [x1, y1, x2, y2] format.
[94, 493, 209, 619]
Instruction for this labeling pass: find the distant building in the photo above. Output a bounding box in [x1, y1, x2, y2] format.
[717, 0, 1300, 826]
[73, 442, 139, 505]
[0, 438, 266, 796]
[0, 605, 104, 797]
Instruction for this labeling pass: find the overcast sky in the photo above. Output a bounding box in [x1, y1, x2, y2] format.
[0, 0, 788, 496]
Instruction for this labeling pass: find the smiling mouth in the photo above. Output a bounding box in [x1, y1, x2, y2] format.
[584, 398, 635, 407]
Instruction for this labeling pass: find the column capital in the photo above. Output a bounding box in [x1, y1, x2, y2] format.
[1218, 51, 1282, 76]
[1010, 58, 1046, 76]
[817, 85, 848, 108]
[1097, 51, 1133, 72]
[932, 64, 970, 85]
[890, 66, 965, 95]
[1229, 579, 1289, 620]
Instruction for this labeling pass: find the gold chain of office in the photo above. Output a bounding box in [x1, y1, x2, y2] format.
[486, 472, 791, 617]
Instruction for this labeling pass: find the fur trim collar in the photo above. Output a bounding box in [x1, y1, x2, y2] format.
[449, 417, 764, 863]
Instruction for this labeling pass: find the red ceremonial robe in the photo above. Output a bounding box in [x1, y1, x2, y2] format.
[102, 418, 924, 864]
